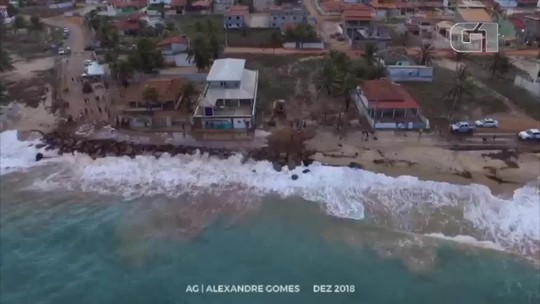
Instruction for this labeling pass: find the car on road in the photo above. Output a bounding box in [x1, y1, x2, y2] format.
[450, 121, 475, 133]
[475, 118, 499, 128]
[518, 129, 540, 141]
[84, 60, 93, 66]
[58, 47, 71, 55]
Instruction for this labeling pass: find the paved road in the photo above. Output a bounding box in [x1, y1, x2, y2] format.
[43, 14, 111, 124]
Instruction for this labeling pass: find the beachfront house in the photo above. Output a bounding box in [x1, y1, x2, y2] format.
[352, 79, 430, 129]
[223, 5, 249, 28]
[158, 35, 194, 67]
[192, 58, 258, 130]
[118, 78, 190, 128]
[376, 49, 433, 82]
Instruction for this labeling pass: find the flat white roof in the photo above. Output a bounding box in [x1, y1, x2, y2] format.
[206, 58, 246, 82]
[87, 62, 105, 76]
[200, 69, 258, 107]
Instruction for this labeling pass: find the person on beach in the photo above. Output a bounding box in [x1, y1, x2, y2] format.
[418, 129, 423, 141]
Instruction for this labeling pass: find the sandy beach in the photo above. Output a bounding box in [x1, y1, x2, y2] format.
[307, 129, 540, 195]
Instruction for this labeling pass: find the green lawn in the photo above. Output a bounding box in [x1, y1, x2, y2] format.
[170, 15, 225, 41]
[402, 66, 509, 125]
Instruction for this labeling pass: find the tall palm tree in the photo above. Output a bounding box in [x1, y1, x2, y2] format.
[444, 66, 472, 121]
[111, 59, 134, 87]
[205, 19, 222, 59]
[418, 43, 434, 66]
[186, 33, 212, 71]
[142, 85, 159, 110]
[13, 15, 27, 33]
[453, 50, 468, 70]
[489, 52, 511, 78]
[270, 31, 282, 54]
[0, 47, 14, 72]
[29, 16, 44, 41]
[362, 43, 378, 66]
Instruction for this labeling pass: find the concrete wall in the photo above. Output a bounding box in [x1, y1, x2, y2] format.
[282, 41, 325, 49]
[48, 2, 73, 9]
[514, 75, 540, 97]
[387, 66, 434, 82]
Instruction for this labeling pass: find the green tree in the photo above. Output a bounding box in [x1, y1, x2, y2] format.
[128, 38, 164, 73]
[205, 19, 222, 59]
[165, 21, 176, 32]
[142, 85, 159, 108]
[13, 15, 27, 32]
[186, 33, 212, 71]
[116, 60, 134, 87]
[0, 79, 8, 105]
[418, 43, 434, 66]
[444, 66, 473, 121]
[0, 48, 14, 72]
[489, 52, 511, 78]
[181, 81, 197, 112]
[270, 31, 282, 54]
[157, 1, 166, 18]
[362, 43, 378, 66]
[29, 15, 44, 40]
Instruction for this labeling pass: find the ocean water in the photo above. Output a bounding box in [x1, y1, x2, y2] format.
[1, 130, 540, 303]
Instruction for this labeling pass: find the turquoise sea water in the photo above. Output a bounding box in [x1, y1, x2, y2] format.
[1, 179, 539, 304]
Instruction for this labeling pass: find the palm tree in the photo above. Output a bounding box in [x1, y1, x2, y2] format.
[186, 33, 212, 71]
[142, 85, 159, 110]
[129, 38, 164, 73]
[270, 31, 282, 54]
[444, 66, 473, 121]
[0, 47, 14, 72]
[29, 16, 44, 41]
[181, 81, 197, 112]
[489, 52, 511, 78]
[418, 43, 434, 66]
[205, 19, 222, 59]
[13, 15, 27, 33]
[453, 50, 468, 70]
[362, 43, 378, 66]
[111, 59, 134, 87]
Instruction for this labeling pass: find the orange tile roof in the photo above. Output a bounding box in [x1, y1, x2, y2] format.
[457, 8, 492, 22]
[225, 5, 249, 16]
[158, 35, 189, 47]
[124, 78, 188, 104]
[343, 10, 373, 21]
[361, 80, 420, 110]
[321, 1, 371, 13]
[170, 0, 186, 6]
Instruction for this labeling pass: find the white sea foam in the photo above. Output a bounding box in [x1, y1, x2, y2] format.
[1, 130, 539, 260]
[0, 130, 58, 175]
[424, 233, 505, 251]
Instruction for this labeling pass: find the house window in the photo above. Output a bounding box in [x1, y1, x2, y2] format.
[282, 16, 285, 20]
[228, 16, 232, 20]
[236, 16, 240, 20]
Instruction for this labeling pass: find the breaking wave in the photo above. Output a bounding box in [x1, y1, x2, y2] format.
[1, 130, 539, 261]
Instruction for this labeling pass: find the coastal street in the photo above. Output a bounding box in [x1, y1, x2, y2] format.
[42, 15, 111, 124]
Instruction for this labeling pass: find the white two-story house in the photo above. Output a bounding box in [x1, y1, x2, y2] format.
[193, 58, 259, 130]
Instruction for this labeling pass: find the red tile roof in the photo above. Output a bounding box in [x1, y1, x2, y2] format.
[342, 10, 372, 21]
[225, 5, 249, 16]
[509, 16, 526, 29]
[192, 0, 211, 7]
[321, 1, 371, 13]
[361, 80, 420, 110]
[111, 0, 147, 8]
[113, 19, 139, 31]
[158, 35, 189, 46]
[126, 12, 146, 21]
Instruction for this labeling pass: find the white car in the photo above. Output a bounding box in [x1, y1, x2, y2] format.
[450, 121, 475, 133]
[57, 47, 66, 55]
[475, 118, 499, 128]
[518, 129, 540, 141]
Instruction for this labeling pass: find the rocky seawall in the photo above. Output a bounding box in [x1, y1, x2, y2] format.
[36, 132, 343, 174]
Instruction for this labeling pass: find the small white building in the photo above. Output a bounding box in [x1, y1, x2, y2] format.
[193, 58, 259, 130]
[158, 35, 193, 67]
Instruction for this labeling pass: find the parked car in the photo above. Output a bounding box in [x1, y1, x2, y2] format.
[450, 121, 475, 133]
[58, 47, 66, 55]
[518, 129, 540, 141]
[475, 118, 499, 128]
[84, 60, 93, 66]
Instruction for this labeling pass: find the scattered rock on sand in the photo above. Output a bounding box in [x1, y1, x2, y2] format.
[291, 174, 299, 180]
[272, 161, 282, 172]
[302, 169, 310, 174]
[348, 162, 363, 169]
